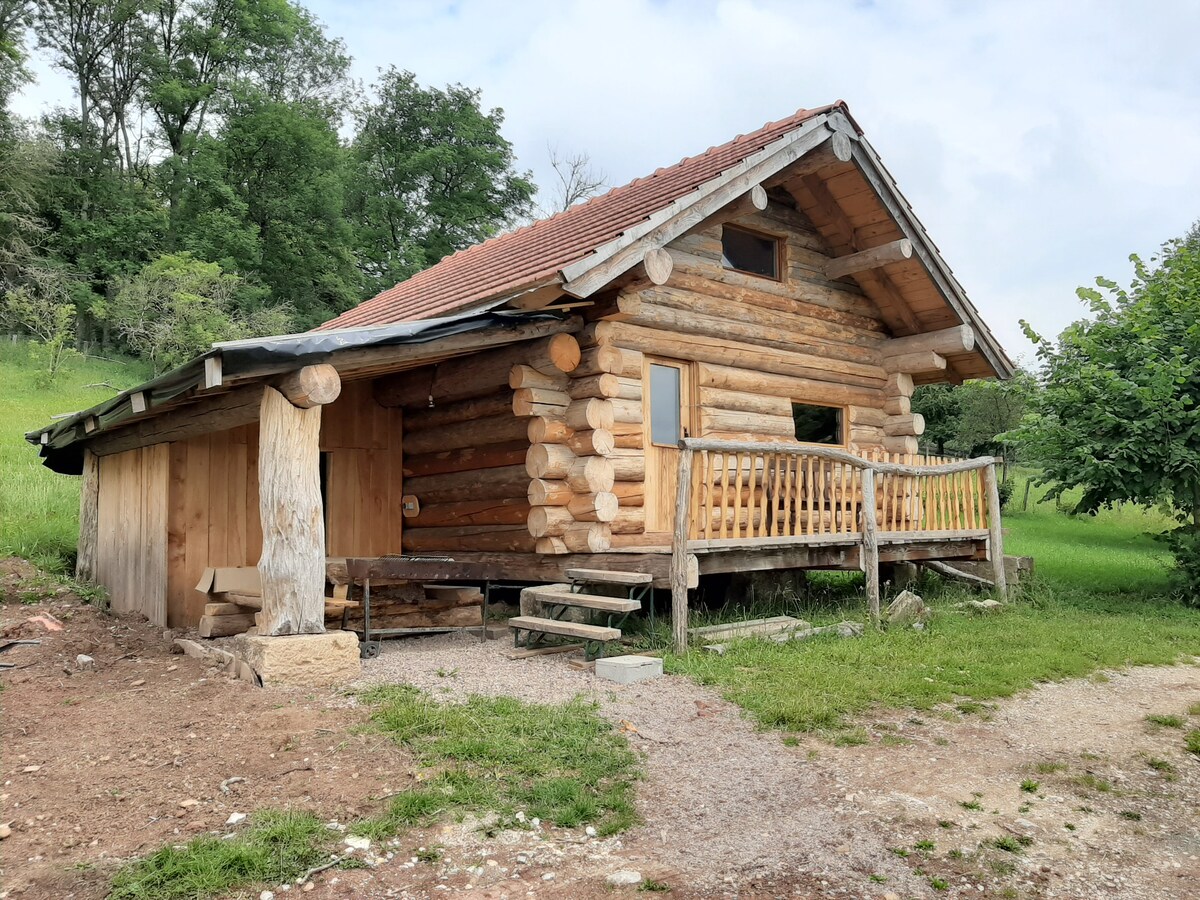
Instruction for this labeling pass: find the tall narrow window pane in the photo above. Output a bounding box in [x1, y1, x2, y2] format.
[650, 364, 682, 445]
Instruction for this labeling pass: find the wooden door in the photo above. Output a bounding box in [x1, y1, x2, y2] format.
[644, 356, 694, 536]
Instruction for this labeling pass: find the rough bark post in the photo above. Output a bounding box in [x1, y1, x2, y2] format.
[861, 467, 880, 626]
[670, 445, 695, 653]
[76, 448, 99, 582]
[257, 386, 327, 635]
[983, 462, 1008, 598]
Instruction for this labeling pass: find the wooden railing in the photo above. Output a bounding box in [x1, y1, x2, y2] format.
[669, 439, 1005, 651]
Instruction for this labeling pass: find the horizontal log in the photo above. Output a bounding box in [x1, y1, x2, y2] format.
[403, 441, 528, 478]
[822, 238, 913, 280]
[608, 297, 884, 380]
[696, 364, 883, 410]
[526, 442, 576, 479]
[610, 398, 643, 425]
[573, 345, 641, 378]
[885, 373, 915, 398]
[848, 406, 886, 427]
[535, 536, 568, 555]
[513, 387, 570, 417]
[566, 429, 614, 457]
[701, 409, 795, 438]
[682, 437, 993, 476]
[883, 435, 920, 455]
[402, 524, 537, 553]
[561, 523, 611, 553]
[884, 414, 926, 437]
[612, 481, 644, 507]
[698, 387, 792, 417]
[91, 384, 265, 457]
[410, 498, 531, 527]
[529, 333, 582, 375]
[509, 365, 568, 391]
[566, 456, 615, 492]
[274, 364, 342, 408]
[405, 391, 513, 430]
[405, 464, 530, 504]
[567, 491, 619, 522]
[567, 374, 642, 401]
[527, 416, 572, 444]
[644, 246, 673, 285]
[528, 505, 575, 537]
[884, 325, 974, 358]
[565, 398, 615, 431]
[883, 395, 911, 416]
[610, 454, 645, 481]
[528, 478, 572, 506]
[610, 507, 646, 534]
[198, 613, 256, 638]
[884, 350, 947, 375]
[590, 322, 886, 394]
[405, 413, 527, 455]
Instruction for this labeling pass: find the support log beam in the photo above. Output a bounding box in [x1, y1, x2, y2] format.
[822, 239, 913, 280]
[885, 325, 975, 358]
[256, 387, 325, 636]
[273, 364, 342, 409]
[884, 351, 947, 375]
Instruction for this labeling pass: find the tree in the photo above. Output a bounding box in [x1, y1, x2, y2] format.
[952, 371, 1037, 466]
[103, 252, 291, 372]
[911, 383, 960, 455]
[543, 144, 606, 214]
[0, 268, 78, 382]
[350, 69, 536, 295]
[0, 0, 31, 126]
[1018, 225, 1200, 597]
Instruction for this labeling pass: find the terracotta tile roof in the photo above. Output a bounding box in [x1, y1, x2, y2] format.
[320, 103, 847, 330]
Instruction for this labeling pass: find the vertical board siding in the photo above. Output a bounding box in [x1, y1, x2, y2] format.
[163, 379, 403, 627]
[96, 444, 169, 624]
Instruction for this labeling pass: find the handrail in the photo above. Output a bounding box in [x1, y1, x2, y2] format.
[668, 439, 1007, 652]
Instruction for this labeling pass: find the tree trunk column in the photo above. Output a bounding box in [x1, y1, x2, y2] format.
[256, 365, 341, 636]
[77, 448, 99, 582]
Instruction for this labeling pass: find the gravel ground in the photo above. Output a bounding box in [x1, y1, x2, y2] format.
[354, 632, 929, 895]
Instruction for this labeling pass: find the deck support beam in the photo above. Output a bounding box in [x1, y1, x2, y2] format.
[983, 463, 1008, 598]
[77, 448, 99, 583]
[860, 468, 880, 625]
[256, 366, 341, 636]
[670, 445, 696, 653]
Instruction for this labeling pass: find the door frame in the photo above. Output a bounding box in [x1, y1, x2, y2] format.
[643, 355, 696, 537]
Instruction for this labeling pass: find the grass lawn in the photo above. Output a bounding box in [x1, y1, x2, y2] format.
[668, 471, 1200, 733]
[0, 342, 149, 570]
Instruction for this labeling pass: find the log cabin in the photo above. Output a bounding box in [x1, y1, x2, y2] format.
[26, 101, 1013, 651]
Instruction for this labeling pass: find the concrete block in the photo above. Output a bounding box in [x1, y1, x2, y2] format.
[594, 655, 663, 684]
[232, 630, 360, 687]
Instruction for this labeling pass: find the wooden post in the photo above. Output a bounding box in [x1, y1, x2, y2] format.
[861, 467, 880, 626]
[77, 448, 99, 582]
[256, 385, 327, 635]
[983, 462, 1008, 598]
[670, 445, 695, 653]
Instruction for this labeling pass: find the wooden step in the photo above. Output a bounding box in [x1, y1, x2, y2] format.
[564, 568, 653, 586]
[525, 587, 640, 614]
[508, 616, 621, 642]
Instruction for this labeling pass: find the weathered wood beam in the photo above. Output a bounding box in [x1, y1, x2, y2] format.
[643, 247, 673, 285]
[129, 391, 147, 414]
[204, 355, 222, 389]
[90, 384, 266, 457]
[983, 463, 1008, 599]
[273, 363, 341, 409]
[886, 325, 975, 358]
[689, 183, 770, 234]
[861, 468, 880, 626]
[77, 449, 99, 582]
[884, 350, 947, 374]
[670, 446, 695, 653]
[823, 239, 913, 280]
[256, 386, 326, 636]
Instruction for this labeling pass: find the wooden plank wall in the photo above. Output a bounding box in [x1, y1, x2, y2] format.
[572, 199, 911, 548]
[96, 444, 169, 624]
[163, 379, 404, 627]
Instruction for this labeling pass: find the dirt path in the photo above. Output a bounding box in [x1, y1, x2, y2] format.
[3, 573, 1198, 899]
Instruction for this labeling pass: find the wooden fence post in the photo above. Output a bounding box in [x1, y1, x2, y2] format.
[670, 446, 695, 653]
[983, 462, 1008, 598]
[861, 467, 880, 625]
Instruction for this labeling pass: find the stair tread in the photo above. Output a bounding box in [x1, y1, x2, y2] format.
[564, 568, 653, 586]
[525, 587, 640, 613]
[508, 616, 621, 641]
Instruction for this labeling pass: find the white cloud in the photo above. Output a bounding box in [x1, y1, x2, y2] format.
[15, 0, 1200, 359]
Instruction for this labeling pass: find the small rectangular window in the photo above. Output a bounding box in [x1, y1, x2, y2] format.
[649, 364, 682, 446]
[721, 225, 779, 279]
[792, 402, 843, 445]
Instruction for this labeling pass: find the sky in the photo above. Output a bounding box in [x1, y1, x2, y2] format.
[16, 0, 1200, 362]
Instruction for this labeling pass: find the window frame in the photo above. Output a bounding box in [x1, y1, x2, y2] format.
[790, 399, 848, 448]
[646, 359, 692, 449]
[720, 223, 784, 282]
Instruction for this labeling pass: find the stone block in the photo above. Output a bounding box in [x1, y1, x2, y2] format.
[233, 630, 360, 687]
[594, 655, 663, 684]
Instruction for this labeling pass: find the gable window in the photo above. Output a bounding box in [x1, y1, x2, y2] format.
[721, 225, 780, 279]
[792, 402, 843, 445]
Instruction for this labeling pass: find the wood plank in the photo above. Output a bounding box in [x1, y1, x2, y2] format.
[507, 615, 620, 641]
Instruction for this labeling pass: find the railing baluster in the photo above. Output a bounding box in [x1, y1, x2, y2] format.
[719, 452, 730, 540]
[733, 452, 745, 537]
[805, 455, 815, 534]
